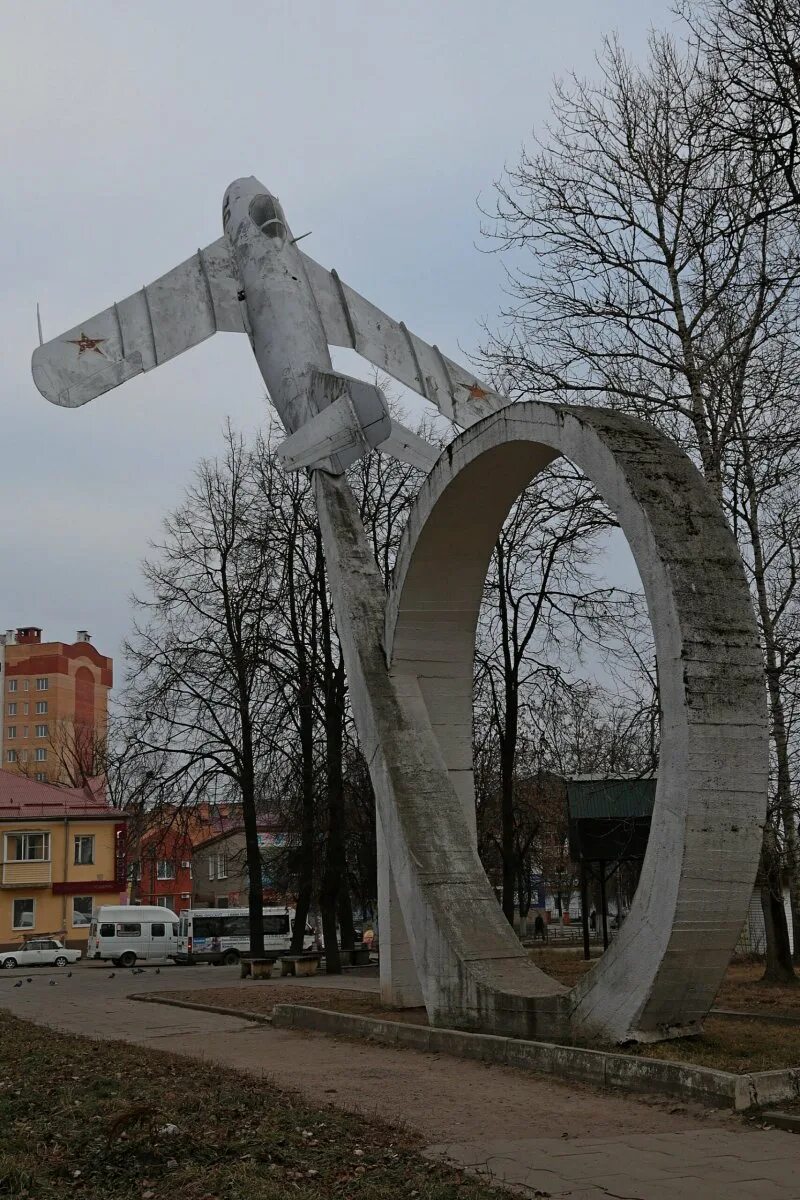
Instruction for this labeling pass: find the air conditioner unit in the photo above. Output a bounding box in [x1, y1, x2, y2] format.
[180, 861, 191, 869]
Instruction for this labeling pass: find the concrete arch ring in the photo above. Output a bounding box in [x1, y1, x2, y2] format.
[385, 401, 767, 1043]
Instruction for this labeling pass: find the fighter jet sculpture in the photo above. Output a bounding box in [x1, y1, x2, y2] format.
[32, 176, 504, 472]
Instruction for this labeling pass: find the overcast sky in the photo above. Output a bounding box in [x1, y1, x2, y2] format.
[0, 0, 675, 680]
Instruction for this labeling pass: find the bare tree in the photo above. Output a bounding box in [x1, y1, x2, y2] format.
[124, 423, 283, 956]
[474, 459, 641, 924]
[485, 31, 800, 978]
[683, 0, 800, 210]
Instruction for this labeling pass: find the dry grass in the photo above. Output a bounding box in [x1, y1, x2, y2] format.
[714, 962, 800, 1015]
[0, 1009, 510, 1199]
[160, 982, 429, 1026]
[624, 1017, 800, 1074]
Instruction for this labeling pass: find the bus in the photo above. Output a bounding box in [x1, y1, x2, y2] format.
[176, 906, 314, 965]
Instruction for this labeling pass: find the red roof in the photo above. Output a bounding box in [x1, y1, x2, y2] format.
[0, 770, 125, 820]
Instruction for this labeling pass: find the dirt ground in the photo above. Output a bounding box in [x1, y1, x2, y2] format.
[160, 980, 429, 1025]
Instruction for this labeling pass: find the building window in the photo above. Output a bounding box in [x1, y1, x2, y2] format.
[35, 724, 48, 738]
[35, 701, 47, 715]
[74, 835, 94, 865]
[34, 772, 46, 782]
[22, 703, 28, 716]
[7, 703, 15, 716]
[207, 852, 227, 881]
[72, 896, 93, 926]
[34, 748, 46, 762]
[6, 727, 15, 739]
[23, 680, 28, 692]
[7, 832, 50, 861]
[12, 899, 34, 930]
[156, 859, 175, 880]
[35, 678, 48, 691]
[154, 898, 172, 910]
[6, 750, 16, 763]
[7, 679, 17, 693]
[22, 726, 28, 739]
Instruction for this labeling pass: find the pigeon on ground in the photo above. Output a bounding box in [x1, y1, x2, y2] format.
[155, 967, 160, 975]
[108, 973, 115, 979]
[26, 978, 32, 983]
[49, 980, 56, 986]
[13, 981, 22, 988]
[67, 971, 72, 978]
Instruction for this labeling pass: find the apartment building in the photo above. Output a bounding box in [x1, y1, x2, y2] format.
[0, 627, 112, 785]
[0, 771, 127, 949]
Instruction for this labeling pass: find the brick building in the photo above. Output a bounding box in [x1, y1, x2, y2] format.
[0, 627, 112, 785]
[133, 804, 236, 913]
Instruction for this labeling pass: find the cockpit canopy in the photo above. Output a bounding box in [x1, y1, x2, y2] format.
[249, 194, 287, 242]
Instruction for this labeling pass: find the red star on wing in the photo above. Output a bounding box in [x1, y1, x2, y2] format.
[66, 331, 107, 358]
[467, 382, 490, 401]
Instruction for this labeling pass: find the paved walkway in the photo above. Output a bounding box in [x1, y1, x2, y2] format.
[2, 962, 800, 1197]
[427, 1129, 800, 1198]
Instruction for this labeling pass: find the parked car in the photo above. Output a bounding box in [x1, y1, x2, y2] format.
[0, 937, 81, 969]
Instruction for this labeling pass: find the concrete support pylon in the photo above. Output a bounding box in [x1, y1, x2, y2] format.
[377, 810, 425, 1007]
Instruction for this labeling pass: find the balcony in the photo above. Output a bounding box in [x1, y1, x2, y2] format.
[2, 860, 52, 887]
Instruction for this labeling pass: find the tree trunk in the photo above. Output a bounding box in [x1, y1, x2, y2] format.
[759, 824, 795, 984]
[319, 884, 340, 973]
[500, 729, 516, 927]
[287, 525, 318, 956]
[740, 439, 798, 971]
[317, 530, 348, 973]
[241, 768, 265, 957]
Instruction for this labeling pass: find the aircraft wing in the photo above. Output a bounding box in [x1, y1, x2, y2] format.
[300, 251, 508, 429]
[32, 239, 245, 408]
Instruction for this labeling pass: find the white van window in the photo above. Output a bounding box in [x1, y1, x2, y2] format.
[99, 922, 114, 937]
[117, 923, 141, 937]
[151, 923, 166, 938]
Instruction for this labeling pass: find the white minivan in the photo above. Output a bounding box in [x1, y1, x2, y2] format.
[87, 905, 180, 967]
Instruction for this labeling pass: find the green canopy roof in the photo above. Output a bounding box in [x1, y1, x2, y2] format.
[566, 777, 656, 821]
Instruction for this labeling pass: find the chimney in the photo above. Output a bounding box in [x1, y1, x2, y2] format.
[76, 630, 91, 644]
[5, 630, 15, 644]
[15, 628, 41, 645]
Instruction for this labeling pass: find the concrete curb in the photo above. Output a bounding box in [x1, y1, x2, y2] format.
[130, 993, 272, 1025]
[271, 1004, 800, 1112]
